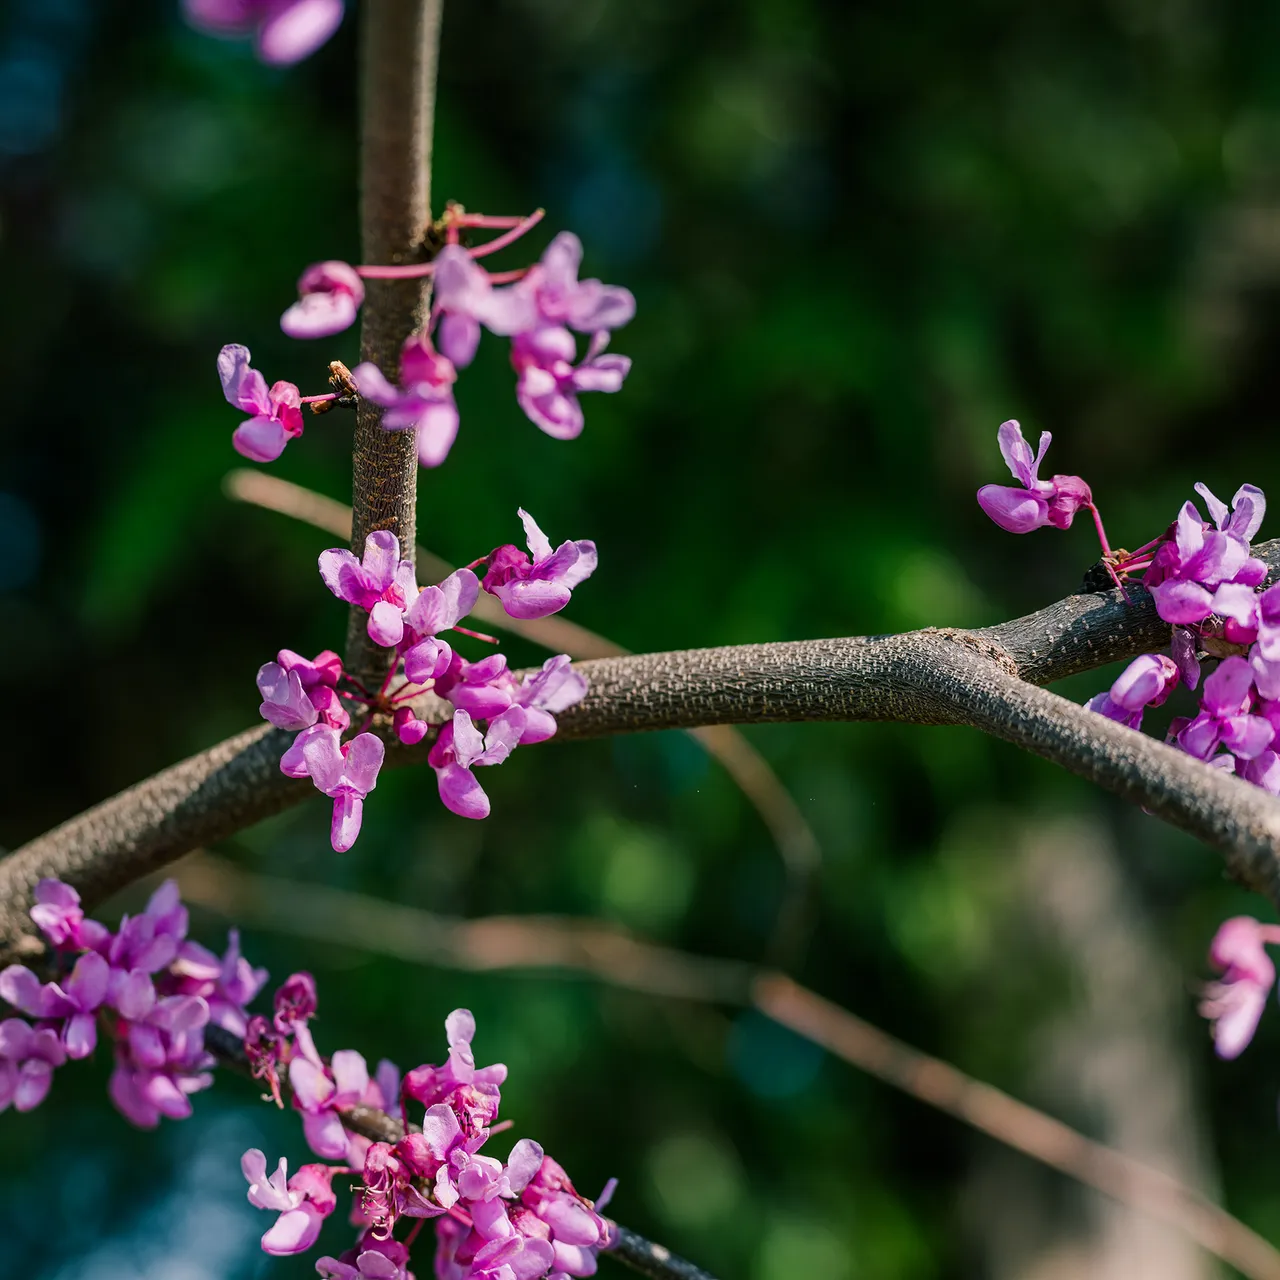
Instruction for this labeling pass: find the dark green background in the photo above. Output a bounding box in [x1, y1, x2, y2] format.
[2, 0, 1279, 1275]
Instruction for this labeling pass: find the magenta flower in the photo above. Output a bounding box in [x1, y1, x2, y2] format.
[258, 647, 350, 733]
[242, 1149, 338, 1256]
[436, 653, 516, 718]
[1145, 488, 1268, 626]
[352, 334, 461, 468]
[1200, 916, 1280, 1058]
[976, 421, 1092, 535]
[402, 1008, 508, 1134]
[511, 654, 589, 744]
[511, 327, 631, 441]
[320, 531, 418, 647]
[273, 970, 318, 1034]
[218, 344, 305, 463]
[29, 878, 107, 951]
[1175, 655, 1273, 761]
[482, 509, 598, 620]
[428, 708, 526, 820]
[29, 951, 110, 1059]
[432, 246, 537, 368]
[108, 1055, 214, 1127]
[184, 0, 345, 64]
[1085, 654, 1179, 731]
[108, 879, 190, 974]
[401, 568, 480, 685]
[316, 1238, 413, 1280]
[514, 232, 636, 334]
[280, 259, 366, 337]
[520, 1154, 611, 1276]
[0, 1018, 65, 1112]
[170, 930, 269, 1038]
[288, 727, 385, 852]
[289, 1040, 370, 1159]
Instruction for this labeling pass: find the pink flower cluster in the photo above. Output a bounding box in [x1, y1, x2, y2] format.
[244, 992, 615, 1280]
[0, 878, 266, 1123]
[256, 515, 591, 849]
[217, 216, 633, 468]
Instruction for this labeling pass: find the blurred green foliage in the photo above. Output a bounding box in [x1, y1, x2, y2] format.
[4, 0, 1280, 1275]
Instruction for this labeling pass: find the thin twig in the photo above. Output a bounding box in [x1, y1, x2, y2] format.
[202, 1021, 717, 1280]
[222, 469, 823, 963]
[178, 855, 1280, 1280]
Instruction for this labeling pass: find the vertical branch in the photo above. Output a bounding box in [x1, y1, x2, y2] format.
[346, 0, 444, 679]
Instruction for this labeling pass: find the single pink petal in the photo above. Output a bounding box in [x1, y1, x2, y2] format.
[318, 548, 361, 601]
[348, 361, 401, 407]
[218, 344, 271, 414]
[13, 1060, 53, 1111]
[256, 0, 344, 65]
[281, 290, 358, 339]
[1151, 579, 1214, 625]
[506, 1139, 544, 1193]
[415, 400, 460, 468]
[331, 1048, 369, 1102]
[343, 733, 384, 794]
[261, 1203, 325, 1255]
[233, 415, 291, 463]
[329, 794, 363, 852]
[976, 484, 1049, 534]
[361, 530, 400, 591]
[518, 508, 555, 562]
[62, 1013, 97, 1060]
[367, 600, 405, 647]
[0, 965, 45, 1017]
[302, 1106, 350, 1160]
[437, 763, 490, 820]
[493, 578, 573, 620]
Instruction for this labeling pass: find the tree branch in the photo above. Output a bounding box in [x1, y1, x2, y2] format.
[203, 1022, 718, 1280]
[6, 547, 1280, 958]
[345, 0, 442, 681]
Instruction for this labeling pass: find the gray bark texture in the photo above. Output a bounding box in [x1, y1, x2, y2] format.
[4, 550, 1280, 961]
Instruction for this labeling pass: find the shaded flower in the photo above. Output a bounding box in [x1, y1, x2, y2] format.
[511, 654, 588, 744]
[29, 878, 107, 951]
[353, 334, 460, 468]
[218, 344, 305, 463]
[435, 653, 515, 718]
[976, 420, 1092, 534]
[427, 708, 525, 820]
[1200, 916, 1280, 1058]
[1085, 654, 1179, 731]
[281, 260, 366, 336]
[290, 1041, 369, 1160]
[170, 929, 269, 1038]
[513, 232, 636, 334]
[0, 1017, 65, 1112]
[184, 0, 345, 65]
[482, 510, 597, 620]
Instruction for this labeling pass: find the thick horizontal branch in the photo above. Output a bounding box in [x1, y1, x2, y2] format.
[203, 1024, 717, 1280]
[5, 543, 1280, 956]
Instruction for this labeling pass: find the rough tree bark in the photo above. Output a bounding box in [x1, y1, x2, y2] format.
[4, 558, 1280, 959]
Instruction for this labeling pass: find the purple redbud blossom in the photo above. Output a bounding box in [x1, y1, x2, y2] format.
[37, 951, 110, 1059]
[298, 728, 385, 852]
[317, 1237, 413, 1280]
[519, 1154, 611, 1276]
[184, 0, 344, 65]
[258, 649, 349, 732]
[109, 880, 189, 974]
[511, 327, 631, 441]
[402, 1008, 508, 1136]
[976, 421, 1092, 535]
[289, 1039, 370, 1160]
[273, 970, 318, 1034]
[281, 260, 365, 337]
[1176, 655, 1274, 761]
[432, 246, 536, 368]
[0, 1018, 65, 1112]
[401, 568, 480, 684]
[257, 662, 320, 730]
[242, 1149, 338, 1255]
[482, 509, 597, 620]
[1170, 627, 1202, 692]
[108, 1054, 214, 1128]
[515, 232, 636, 334]
[436, 653, 515, 718]
[352, 334, 461, 467]
[1252, 583, 1280, 668]
[393, 705, 430, 746]
[319, 531, 418, 648]
[170, 930, 269, 1038]
[428, 708, 526, 820]
[512, 654, 588, 744]
[1085, 654, 1179, 731]
[218, 344, 305, 463]
[1200, 916, 1280, 1058]
[1146, 489, 1268, 625]
[29, 878, 108, 950]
